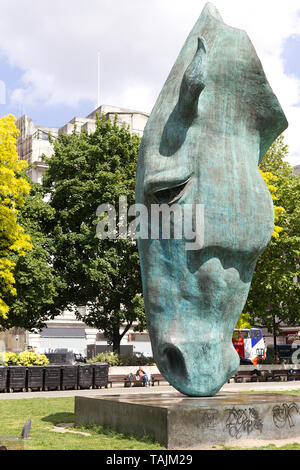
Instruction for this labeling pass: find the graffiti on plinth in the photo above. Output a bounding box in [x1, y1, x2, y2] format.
[225, 408, 263, 439]
[198, 409, 219, 430]
[272, 403, 299, 429]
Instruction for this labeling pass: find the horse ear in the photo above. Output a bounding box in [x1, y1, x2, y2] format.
[178, 37, 207, 119]
[202, 2, 224, 23]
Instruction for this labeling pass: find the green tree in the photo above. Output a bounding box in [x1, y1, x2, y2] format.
[42, 115, 146, 353]
[244, 136, 300, 351]
[259, 135, 292, 178]
[0, 180, 62, 331]
[235, 312, 252, 329]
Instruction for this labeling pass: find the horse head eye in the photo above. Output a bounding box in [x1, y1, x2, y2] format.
[153, 179, 190, 205]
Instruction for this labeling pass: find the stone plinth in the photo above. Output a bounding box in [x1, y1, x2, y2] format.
[75, 392, 300, 449]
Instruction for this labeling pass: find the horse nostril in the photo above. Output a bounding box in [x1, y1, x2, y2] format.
[163, 345, 188, 381]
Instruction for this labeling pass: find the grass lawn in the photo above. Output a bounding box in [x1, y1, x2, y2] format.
[249, 390, 300, 396]
[0, 397, 164, 450]
[0, 390, 299, 451]
[222, 443, 300, 450]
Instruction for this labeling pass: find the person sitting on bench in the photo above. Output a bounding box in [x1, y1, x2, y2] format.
[136, 366, 150, 386]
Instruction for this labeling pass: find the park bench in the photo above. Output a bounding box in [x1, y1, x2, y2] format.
[233, 370, 266, 383]
[107, 374, 126, 387]
[150, 374, 168, 386]
[287, 370, 300, 381]
[266, 369, 290, 381]
[107, 374, 146, 388]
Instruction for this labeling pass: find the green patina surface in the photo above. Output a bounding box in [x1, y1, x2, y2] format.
[135, 3, 288, 396]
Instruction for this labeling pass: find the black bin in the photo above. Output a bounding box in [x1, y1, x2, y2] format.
[61, 365, 77, 390]
[44, 365, 61, 391]
[0, 366, 8, 392]
[26, 366, 44, 391]
[8, 366, 26, 392]
[92, 362, 109, 389]
[77, 364, 93, 389]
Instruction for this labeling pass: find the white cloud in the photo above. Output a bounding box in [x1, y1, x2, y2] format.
[0, 0, 299, 164]
[119, 84, 154, 113]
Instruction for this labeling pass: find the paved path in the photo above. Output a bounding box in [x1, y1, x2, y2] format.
[0, 380, 299, 399]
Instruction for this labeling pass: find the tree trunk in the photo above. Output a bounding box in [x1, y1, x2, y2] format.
[273, 316, 278, 362]
[112, 327, 121, 355]
[120, 322, 133, 343]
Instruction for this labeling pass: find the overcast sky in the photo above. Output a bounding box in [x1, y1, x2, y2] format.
[0, 0, 299, 166]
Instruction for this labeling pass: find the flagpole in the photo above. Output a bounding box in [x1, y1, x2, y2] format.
[97, 51, 100, 108]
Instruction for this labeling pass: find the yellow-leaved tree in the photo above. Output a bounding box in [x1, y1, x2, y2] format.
[259, 169, 285, 239]
[0, 114, 32, 318]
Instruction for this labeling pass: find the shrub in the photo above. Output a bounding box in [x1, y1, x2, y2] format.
[0, 352, 18, 365]
[17, 351, 49, 366]
[87, 352, 155, 367]
[0, 351, 49, 366]
[88, 352, 119, 366]
[119, 354, 155, 366]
